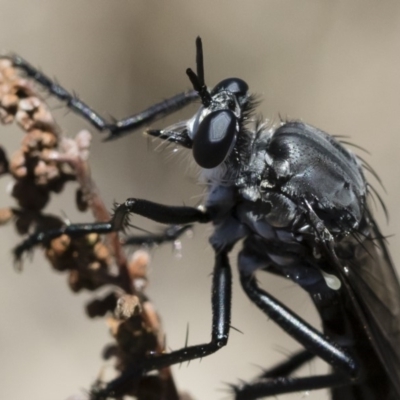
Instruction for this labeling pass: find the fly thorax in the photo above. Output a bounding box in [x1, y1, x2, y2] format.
[259, 122, 367, 236]
[236, 195, 298, 243]
[260, 192, 298, 228]
[235, 144, 276, 201]
[236, 171, 263, 202]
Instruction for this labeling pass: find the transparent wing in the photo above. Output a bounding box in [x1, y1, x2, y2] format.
[343, 209, 400, 396]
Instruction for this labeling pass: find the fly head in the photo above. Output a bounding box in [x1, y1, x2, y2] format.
[185, 38, 251, 169]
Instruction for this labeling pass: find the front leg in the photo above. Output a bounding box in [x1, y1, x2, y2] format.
[14, 198, 211, 259]
[112, 198, 211, 226]
[92, 250, 232, 400]
[6, 54, 199, 141]
[122, 224, 193, 247]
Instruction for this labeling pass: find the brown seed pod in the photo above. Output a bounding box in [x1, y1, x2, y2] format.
[9, 150, 26, 179]
[15, 110, 34, 131]
[88, 261, 101, 271]
[21, 129, 43, 151]
[128, 250, 150, 280]
[0, 107, 14, 124]
[49, 234, 71, 256]
[86, 292, 118, 318]
[40, 131, 58, 148]
[115, 295, 142, 320]
[68, 270, 82, 292]
[46, 250, 74, 272]
[93, 242, 110, 262]
[33, 105, 55, 129]
[76, 188, 89, 212]
[0, 207, 13, 225]
[85, 232, 99, 246]
[43, 162, 60, 182]
[19, 96, 41, 112]
[33, 160, 48, 185]
[11, 179, 49, 211]
[0, 58, 12, 72]
[1, 93, 19, 109]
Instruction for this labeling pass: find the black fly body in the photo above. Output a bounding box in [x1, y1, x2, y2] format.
[8, 37, 400, 400]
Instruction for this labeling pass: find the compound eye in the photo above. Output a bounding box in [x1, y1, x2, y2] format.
[211, 78, 249, 96]
[193, 110, 237, 169]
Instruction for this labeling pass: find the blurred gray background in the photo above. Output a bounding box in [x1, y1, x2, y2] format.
[0, 1, 400, 399]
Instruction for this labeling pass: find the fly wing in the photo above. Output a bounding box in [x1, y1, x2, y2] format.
[343, 209, 400, 396]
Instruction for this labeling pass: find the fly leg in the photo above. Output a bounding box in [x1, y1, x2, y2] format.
[5, 54, 198, 140]
[239, 271, 357, 373]
[122, 224, 193, 247]
[234, 245, 359, 399]
[235, 374, 349, 400]
[259, 349, 315, 379]
[92, 250, 232, 400]
[236, 271, 356, 399]
[232, 350, 315, 397]
[14, 198, 211, 259]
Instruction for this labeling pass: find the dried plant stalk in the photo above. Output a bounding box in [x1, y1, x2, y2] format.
[0, 57, 193, 400]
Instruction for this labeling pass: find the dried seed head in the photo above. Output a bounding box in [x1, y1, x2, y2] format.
[0, 59, 12, 70]
[11, 180, 49, 210]
[50, 234, 71, 256]
[9, 150, 26, 179]
[0, 63, 17, 80]
[33, 105, 55, 128]
[89, 261, 101, 271]
[0, 107, 14, 124]
[0, 59, 173, 397]
[76, 129, 92, 150]
[40, 131, 57, 148]
[21, 129, 41, 150]
[128, 250, 150, 279]
[68, 270, 82, 292]
[93, 242, 110, 261]
[106, 316, 121, 336]
[115, 295, 141, 320]
[86, 292, 118, 318]
[1, 93, 19, 108]
[19, 96, 41, 112]
[0, 207, 13, 225]
[33, 161, 60, 186]
[34, 160, 48, 185]
[46, 251, 73, 272]
[15, 109, 34, 131]
[23, 129, 56, 151]
[43, 163, 60, 181]
[85, 232, 99, 246]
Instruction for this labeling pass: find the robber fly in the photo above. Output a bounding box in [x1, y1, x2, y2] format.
[8, 37, 400, 399]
